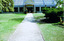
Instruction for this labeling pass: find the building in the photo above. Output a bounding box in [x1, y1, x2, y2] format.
[14, 0, 57, 13]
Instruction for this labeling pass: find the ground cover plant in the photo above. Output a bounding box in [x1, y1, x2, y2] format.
[33, 13, 45, 20]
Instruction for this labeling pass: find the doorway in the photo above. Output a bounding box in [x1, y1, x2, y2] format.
[25, 5, 34, 13]
[27, 7, 33, 13]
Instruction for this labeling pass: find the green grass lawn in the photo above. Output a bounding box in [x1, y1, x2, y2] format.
[33, 13, 64, 41]
[33, 13, 45, 20]
[0, 13, 64, 41]
[0, 13, 26, 41]
[38, 24, 64, 41]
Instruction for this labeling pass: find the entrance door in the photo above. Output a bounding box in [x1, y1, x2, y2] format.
[27, 7, 33, 13]
[26, 5, 34, 13]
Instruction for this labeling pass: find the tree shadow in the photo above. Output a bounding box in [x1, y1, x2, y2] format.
[32, 17, 60, 23]
[31, 18, 64, 28]
[11, 18, 24, 23]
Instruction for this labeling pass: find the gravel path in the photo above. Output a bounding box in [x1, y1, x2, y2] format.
[8, 13, 44, 41]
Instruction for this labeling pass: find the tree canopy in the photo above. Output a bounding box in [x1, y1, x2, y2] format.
[55, 0, 63, 4]
[0, 0, 14, 12]
[0, 0, 3, 12]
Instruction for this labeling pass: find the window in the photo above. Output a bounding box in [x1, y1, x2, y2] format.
[36, 7, 39, 12]
[14, 7, 18, 12]
[20, 7, 23, 12]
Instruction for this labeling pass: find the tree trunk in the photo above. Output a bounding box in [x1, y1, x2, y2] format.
[60, 17, 62, 24]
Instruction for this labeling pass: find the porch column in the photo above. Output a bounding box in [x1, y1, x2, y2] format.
[34, 6, 36, 13]
[18, 7, 20, 12]
[39, 7, 41, 12]
[23, 6, 25, 12]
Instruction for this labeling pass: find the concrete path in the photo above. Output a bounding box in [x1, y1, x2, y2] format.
[8, 13, 44, 41]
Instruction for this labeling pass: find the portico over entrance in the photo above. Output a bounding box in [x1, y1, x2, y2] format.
[24, 4, 42, 13]
[25, 5, 34, 13]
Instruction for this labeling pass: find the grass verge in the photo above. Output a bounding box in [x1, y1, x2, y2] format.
[38, 23, 64, 41]
[33, 13, 45, 20]
[33, 13, 64, 41]
[0, 13, 26, 41]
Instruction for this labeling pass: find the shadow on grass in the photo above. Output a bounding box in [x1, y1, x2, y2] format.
[11, 18, 24, 23]
[52, 23, 64, 28]
[32, 17, 64, 28]
[32, 18, 60, 23]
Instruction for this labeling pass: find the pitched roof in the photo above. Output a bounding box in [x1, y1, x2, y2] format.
[34, 0, 44, 7]
[14, 0, 57, 7]
[13, 0, 24, 7]
[25, 0, 34, 5]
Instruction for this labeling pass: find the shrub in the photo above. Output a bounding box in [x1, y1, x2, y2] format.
[42, 7, 63, 23]
[42, 7, 49, 13]
[42, 7, 63, 17]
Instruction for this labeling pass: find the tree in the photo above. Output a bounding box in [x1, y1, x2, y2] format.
[55, 0, 63, 5]
[0, 0, 2, 12]
[2, 0, 14, 12]
[0, 0, 4, 13]
[9, 0, 14, 12]
[54, 0, 63, 24]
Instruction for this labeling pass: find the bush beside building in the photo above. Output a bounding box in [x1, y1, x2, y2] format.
[42, 7, 64, 24]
